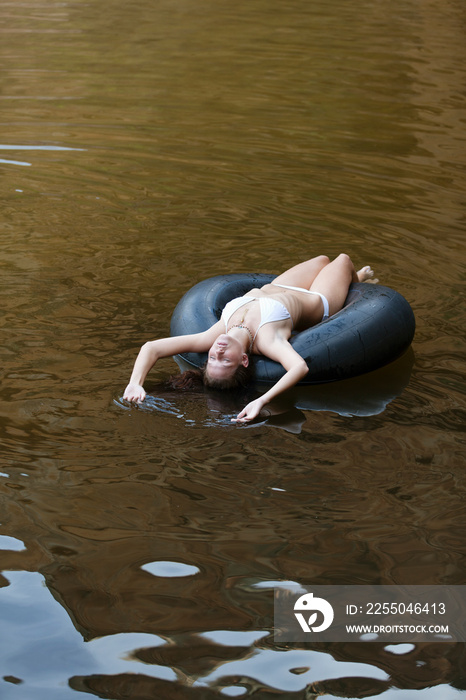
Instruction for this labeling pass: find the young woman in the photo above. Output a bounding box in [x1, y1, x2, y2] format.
[123, 254, 376, 423]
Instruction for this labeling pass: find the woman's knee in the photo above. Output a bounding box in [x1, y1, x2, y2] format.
[333, 253, 353, 271]
[313, 254, 330, 266]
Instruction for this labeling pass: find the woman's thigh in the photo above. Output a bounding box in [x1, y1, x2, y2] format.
[273, 255, 330, 288]
[310, 254, 355, 315]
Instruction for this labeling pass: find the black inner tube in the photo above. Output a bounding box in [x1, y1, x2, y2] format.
[170, 274, 415, 384]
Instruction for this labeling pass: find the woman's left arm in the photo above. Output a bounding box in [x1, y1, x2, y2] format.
[233, 340, 309, 423]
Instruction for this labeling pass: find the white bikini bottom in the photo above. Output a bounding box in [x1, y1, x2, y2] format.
[271, 283, 330, 321]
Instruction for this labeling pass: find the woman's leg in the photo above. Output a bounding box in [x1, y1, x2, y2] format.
[273, 255, 330, 288]
[310, 254, 374, 316]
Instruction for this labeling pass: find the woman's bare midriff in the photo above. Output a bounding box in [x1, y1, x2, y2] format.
[245, 284, 325, 331]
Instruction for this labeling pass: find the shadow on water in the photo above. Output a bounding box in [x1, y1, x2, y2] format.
[292, 348, 415, 417]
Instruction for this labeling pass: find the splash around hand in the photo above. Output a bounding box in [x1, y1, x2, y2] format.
[231, 397, 266, 423]
[123, 383, 146, 403]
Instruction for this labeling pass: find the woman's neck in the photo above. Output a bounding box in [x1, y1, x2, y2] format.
[227, 325, 253, 353]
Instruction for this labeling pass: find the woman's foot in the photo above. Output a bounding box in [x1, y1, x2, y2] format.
[357, 265, 378, 283]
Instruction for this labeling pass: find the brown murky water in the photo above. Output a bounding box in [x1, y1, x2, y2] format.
[0, 0, 465, 698]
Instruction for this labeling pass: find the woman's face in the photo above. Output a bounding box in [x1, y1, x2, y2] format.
[206, 334, 248, 380]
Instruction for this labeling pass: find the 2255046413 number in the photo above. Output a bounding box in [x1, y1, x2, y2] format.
[366, 602, 446, 615]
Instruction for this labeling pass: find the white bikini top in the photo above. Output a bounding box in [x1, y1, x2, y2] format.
[222, 296, 292, 347]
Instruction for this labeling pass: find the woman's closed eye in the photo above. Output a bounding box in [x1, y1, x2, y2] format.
[210, 355, 231, 363]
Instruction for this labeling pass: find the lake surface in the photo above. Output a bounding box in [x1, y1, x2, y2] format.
[1, 0, 465, 698]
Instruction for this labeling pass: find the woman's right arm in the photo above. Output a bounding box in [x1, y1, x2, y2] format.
[123, 322, 223, 402]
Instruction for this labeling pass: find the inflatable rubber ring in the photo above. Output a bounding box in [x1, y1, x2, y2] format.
[170, 273, 415, 385]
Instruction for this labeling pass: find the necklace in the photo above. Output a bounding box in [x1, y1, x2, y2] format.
[227, 306, 255, 353]
[228, 323, 254, 353]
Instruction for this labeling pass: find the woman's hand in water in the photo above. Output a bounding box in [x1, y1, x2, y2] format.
[233, 397, 266, 424]
[123, 383, 146, 403]
[232, 358, 308, 424]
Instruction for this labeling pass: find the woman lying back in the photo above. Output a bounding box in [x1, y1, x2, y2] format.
[123, 254, 376, 423]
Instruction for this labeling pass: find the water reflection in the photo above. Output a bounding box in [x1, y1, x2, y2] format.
[3, 570, 462, 697]
[1, 0, 466, 696]
[67, 640, 466, 698]
[115, 388, 249, 428]
[2, 403, 463, 697]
